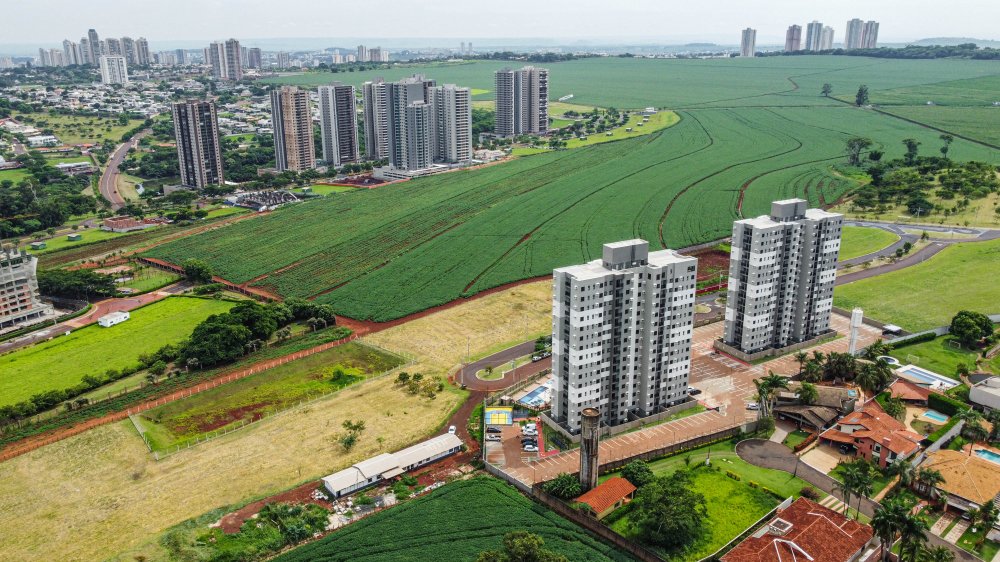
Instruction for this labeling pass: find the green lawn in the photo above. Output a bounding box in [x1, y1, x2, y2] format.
[838, 226, 900, 261]
[12, 111, 143, 146]
[136, 341, 403, 451]
[834, 238, 1000, 332]
[782, 430, 812, 449]
[26, 228, 127, 254]
[956, 525, 1000, 562]
[202, 206, 248, 219]
[512, 110, 679, 156]
[0, 297, 234, 407]
[118, 268, 181, 293]
[0, 168, 32, 183]
[299, 184, 358, 195]
[889, 335, 1000, 377]
[829, 464, 894, 496]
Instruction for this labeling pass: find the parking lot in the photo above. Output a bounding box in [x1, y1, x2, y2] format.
[483, 418, 544, 469]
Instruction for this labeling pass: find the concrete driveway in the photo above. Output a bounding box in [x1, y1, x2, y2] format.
[800, 442, 850, 473]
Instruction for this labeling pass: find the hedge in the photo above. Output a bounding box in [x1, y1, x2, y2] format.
[887, 332, 937, 349]
[927, 417, 960, 443]
[793, 432, 818, 453]
[928, 392, 970, 416]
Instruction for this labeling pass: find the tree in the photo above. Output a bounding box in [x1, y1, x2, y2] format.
[889, 458, 916, 488]
[915, 467, 945, 497]
[794, 351, 809, 375]
[919, 546, 954, 562]
[797, 382, 819, 405]
[975, 501, 998, 548]
[621, 459, 654, 488]
[821, 83, 833, 97]
[182, 258, 213, 284]
[846, 137, 874, 166]
[476, 532, 569, 562]
[542, 473, 581, 500]
[856, 85, 870, 106]
[628, 471, 707, 549]
[872, 499, 909, 562]
[883, 396, 907, 421]
[803, 361, 823, 383]
[949, 310, 994, 348]
[753, 372, 790, 419]
[903, 139, 921, 165]
[37, 269, 117, 300]
[899, 514, 929, 562]
[939, 134, 954, 159]
[149, 360, 167, 376]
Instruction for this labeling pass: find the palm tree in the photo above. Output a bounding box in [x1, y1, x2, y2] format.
[976, 502, 998, 548]
[853, 463, 875, 515]
[899, 515, 929, 562]
[863, 340, 891, 361]
[754, 372, 790, 418]
[854, 365, 879, 395]
[797, 382, 819, 405]
[889, 459, 917, 489]
[794, 351, 809, 375]
[919, 546, 954, 562]
[915, 468, 945, 498]
[837, 461, 861, 517]
[803, 361, 823, 383]
[872, 499, 908, 562]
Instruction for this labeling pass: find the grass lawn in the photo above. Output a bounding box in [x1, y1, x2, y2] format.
[137, 341, 404, 452]
[783, 430, 813, 449]
[0, 168, 32, 183]
[839, 226, 900, 261]
[202, 206, 248, 219]
[12, 111, 143, 146]
[608, 466, 780, 562]
[829, 464, 894, 496]
[514, 110, 680, 156]
[956, 525, 1000, 562]
[833, 191, 1000, 230]
[26, 228, 127, 254]
[889, 335, 1000, 377]
[834, 238, 1000, 332]
[117, 268, 181, 293]
[548, 101, 600, 116]
[0, 296, 234, 407]
[300, 183, 358, 195]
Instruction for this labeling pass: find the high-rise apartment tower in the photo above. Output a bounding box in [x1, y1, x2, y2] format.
[99, 55, 129, 84]
[785, 25, 802, 52]
[494, 66, 549, 137]
[172, 100, 225, 188]
[318, 82, 360, 167]
[270, 86, 315, 172]
[740, 28, 757, 57]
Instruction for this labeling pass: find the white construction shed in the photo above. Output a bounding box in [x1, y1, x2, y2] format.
[98, 311, 130, 327]
[322, 434, 463, 498]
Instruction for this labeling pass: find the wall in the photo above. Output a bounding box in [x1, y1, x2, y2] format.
[541, 398, 700, 444]
[713, 331, 836, 363]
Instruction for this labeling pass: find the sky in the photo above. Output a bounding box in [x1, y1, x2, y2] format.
[4, 0, 999, 50]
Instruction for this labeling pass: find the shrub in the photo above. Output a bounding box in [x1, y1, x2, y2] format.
[800, 486, 821, 500]
[725, 470, 741, 481]
[793, 432, 818, 452]
[887, 332, 937, 349]
[928, 392, 970, 416]
[747, 481, 759, 489]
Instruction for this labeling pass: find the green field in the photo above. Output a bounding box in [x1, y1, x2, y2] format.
[881, 106, 1000, 148]
[272, 478, 635, 562]
[12, 111, 143, 146]
[889, 336, 1000, 377]
[117, 268, 181, 293]
[136, 342, 403, 451]
[0, 297, 233, 407]
[0, 168, 32, 183]
[299, 183, 358, 195]
[838, 226, 900, 261]
[27, 228, 127, 254]
[834, 238, 1000, 331]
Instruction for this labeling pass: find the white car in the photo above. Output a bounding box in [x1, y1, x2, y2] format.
[448, 425, 457, 434]
[522, 429, 538, 437]
[746, 402, 760, 411]
[523, 445, 539, 452]
[485, 434, 501, 442]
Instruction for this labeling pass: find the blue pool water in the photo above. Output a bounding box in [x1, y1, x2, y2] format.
[519, 386, 549, 407]
[896, 365, 959, 389]
[974, 449, 1000, 465]
[923, 409, 949, 423]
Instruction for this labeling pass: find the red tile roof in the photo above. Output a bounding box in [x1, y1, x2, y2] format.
[820, 401, 923, 456]
[721, 498, 874, 562]
[575, 477, 636, 514]
[889, 379, 931, 402]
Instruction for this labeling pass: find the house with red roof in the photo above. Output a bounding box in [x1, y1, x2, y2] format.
[574, 477, 636, 519]
[888, 379, 931, 406]
[720, 497, 879, 562]
[819, 400, 923, 468]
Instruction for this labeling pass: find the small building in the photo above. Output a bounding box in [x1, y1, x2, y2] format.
[774, 382, 858, 430]
[67, 233, 83, 241]
[888, 379, 931, 406]
[322, 433, 462, 498]
[574, 476, 636, 519]
[27, 134, 60, 148]
[101, 216, 167, 233]
[920, 449, 1000, 519]
[969, 377, 1000, 412]
[98, 311, 130, 327]
[819, 400, 923, 468]
[55, 161, 97, 176]
[29, 241, 46, 250]
[720, 497, 878, 562]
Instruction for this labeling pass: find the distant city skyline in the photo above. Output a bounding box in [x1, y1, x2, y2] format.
[2, 0, 997, 50]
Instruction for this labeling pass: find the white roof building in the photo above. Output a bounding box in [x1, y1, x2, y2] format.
[322, 434, 462, 498]
[970, 377, 1000, 411]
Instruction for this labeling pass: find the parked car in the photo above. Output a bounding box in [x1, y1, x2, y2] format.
[485, 434, 501, 442]
[838, 444, 853, 454]
[524, 422, 537, 430]
[486, 427, 502, 434]
[523, 445, 539, 452]
[687, 387, 702, 396]
[522, 430, 538, 437]
[746, 402, 760, 410]
[448, 425, 457, 434]
[521, 438, 538, 445]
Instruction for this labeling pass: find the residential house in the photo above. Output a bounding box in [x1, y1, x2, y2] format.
[889, 379, 931, 406]
[774, 382, 858, 430]
[819, 400, 923, 468]
[574, 477, 636, 519]
[920, 449, 1000, 522]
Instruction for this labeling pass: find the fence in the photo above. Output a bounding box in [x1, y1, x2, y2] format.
[911, 420, 964, 466]
[542, 399, 701, 445]
[485, 369, 551, 406]
[135, 257, 275, 301]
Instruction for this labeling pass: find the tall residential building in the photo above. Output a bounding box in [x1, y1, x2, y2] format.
[494, 66, 549, 137]
[121, 37, 137, 65]
[136, 37, 151, 65]
[550, 239, 697, 432]
[157, 52, 178, 66]
[356, 45, 368, 62]
[0, 57, 13, 70]
[805, 21, 823, 51]
[784, 25, 802, 52]
[275, 51, 290, 69]
[740, 28, 757, 57]
[0, 246, 53, 331]
[318, 82, 360, 167]
[387, 76, 432, 170]
[845, 19, 865, 49]
[105, 37, 122, 57]
[172, 100, 225, 188]
[63, 40, 82, 65]
[820, 26, 835, 50]
[87, 28, 100, 64]
[722, 199, 843, 356]
[80, 38, 93, 65]
[368, 47, 389, 62]
[270, 86, 315, 172]
[247, 47, 262, 69]
[362, 78, 389, 159]
[175, 48, 187, 65]
[99, 55, 129, 84]
[862, 21, 880, 49]
[430, 84, 472, 164]
[208, 39, 242, 80]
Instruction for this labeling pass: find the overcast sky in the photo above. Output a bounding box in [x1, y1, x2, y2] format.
[5, 0, 999, 48]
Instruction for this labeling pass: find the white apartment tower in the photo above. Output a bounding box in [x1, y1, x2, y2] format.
[862, 21, 880, 49]
[99, 55, 129, 84]
[362, 78, 389, 159]
[551, 240, 698, 432]
[318, 82, 360, 167]
[136, 38, 151, 65]
[172, 100, 225, 188]
[740, 28, 757, 57]
[270, 86, 315, 172]
[0, 246, 53, 331]
[87, 29, 100, 63]
[494, 66, 549, 137]
[805, 21, 824, 51]
[121, 37, 137, 65]
[62, 40, 82, 65]
[386, 76, 434, 171]
[845, 19, 865, 49]
[356, 45, 368, 62]
[209, 39, 243, 80]
[430, 84, 473, 164]
[722, 199, 843, 356]
[820, 26, 835, 50]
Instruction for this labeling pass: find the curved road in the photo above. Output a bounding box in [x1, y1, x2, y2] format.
[99, 130, 149, 210]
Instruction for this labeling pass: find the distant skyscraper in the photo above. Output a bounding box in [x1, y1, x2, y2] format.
[99, 55, 129, 84]
[805, 21, 823, 51]
[62, 40, 82, 65]
[80, 38, 93, 65]
[275, 51, 290, 69]
[87, 28, 100, 64]
[0, 57, 13, 70]
[105, 37, 122, 57]
[861, 21, 880, 49]
[172, 100, 224, 188]
[551, 239, 698, 432]
[270, 86, 315, 172]
[820, 26, 835, 50]
[784, 25, 802, 52]
[387, 76, 433, 170]
[208, 39, 242, 80]
[318, 82, 360, 167]
[175, 48, 187, 66]
[247, 47, 262, 69]
[356, 45, 368, 62]
[722, 199, 842, 356]
[494, 66, 549, 137]
[121, 37, 137, 65]
[430, 84, 472, 164]
[135, 38, 150, 66]
[368, 47, 389, 62]
[845, 19, 865, 49]
[362, 78, 389, 159]
[157, 52, 178, 66]
[37, 49, 51, 67]
[740, 28, 757, 57]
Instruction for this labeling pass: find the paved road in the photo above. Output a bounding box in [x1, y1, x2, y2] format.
[736, 440, 979, 562]
[98, 130, 149, 210]
[456, 340, 551, 391]
[837, 242, 948, 285]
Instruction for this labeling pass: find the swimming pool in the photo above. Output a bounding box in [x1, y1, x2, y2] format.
[895, 365, 959, 390]
[922, 409, 949, 423]
[877, 356, 901, 366]
[974, 449, 1000, 465]
[518, 386, 551, 407]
